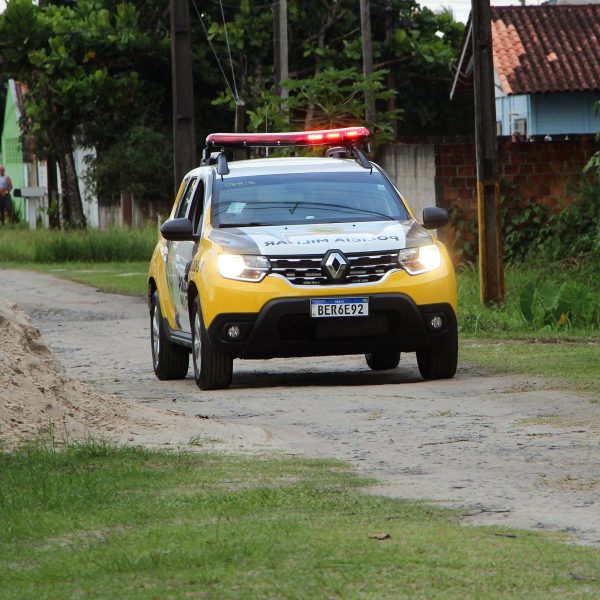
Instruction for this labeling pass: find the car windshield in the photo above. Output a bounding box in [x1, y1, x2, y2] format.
[211, 171, 410, 227]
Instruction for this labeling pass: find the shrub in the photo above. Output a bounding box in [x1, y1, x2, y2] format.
[538, 175, 600, 262]
[519, 280, 600, 330]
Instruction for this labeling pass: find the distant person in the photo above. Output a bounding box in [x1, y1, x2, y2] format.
[0, 165, 13, 225]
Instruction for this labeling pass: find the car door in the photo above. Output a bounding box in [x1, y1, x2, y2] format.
[165, 176, 206, 334]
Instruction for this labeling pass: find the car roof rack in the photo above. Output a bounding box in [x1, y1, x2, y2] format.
[202, 127, 371, 177]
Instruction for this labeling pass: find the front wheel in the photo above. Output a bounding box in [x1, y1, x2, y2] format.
[365, 351, 401, 370]
[191, 297, 233, 390]
[416, 321, 458, 380]
[150, 290, 189, 380]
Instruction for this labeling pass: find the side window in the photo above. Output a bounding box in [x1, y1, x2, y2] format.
[176, 177, 199, 219]
[191, 180, 205, 233]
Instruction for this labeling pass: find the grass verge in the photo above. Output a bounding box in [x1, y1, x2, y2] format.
[0, 262, 148, 297]
[0, 225, 157, 263]
[460, 338, 600, 395]
[1, 438, 599, 599]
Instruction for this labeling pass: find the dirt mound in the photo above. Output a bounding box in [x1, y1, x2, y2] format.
[0, 297, 140, 446]
[0, 296, 289, 451]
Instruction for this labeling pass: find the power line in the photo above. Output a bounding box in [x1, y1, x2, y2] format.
[190, 0, 237, 103]
[218, 0, 241, 104]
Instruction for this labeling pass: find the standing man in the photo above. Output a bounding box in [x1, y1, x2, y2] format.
[0, 165, 13, 225]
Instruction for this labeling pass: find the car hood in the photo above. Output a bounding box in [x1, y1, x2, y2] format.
[209, 220, 432, 256]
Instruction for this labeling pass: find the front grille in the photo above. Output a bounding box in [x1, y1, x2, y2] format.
[269, 251, 399, 285]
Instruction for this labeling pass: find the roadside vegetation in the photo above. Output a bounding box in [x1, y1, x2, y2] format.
[1, 436, 599, 599]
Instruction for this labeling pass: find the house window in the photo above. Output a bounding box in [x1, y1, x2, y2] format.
[3, 137, 23, 163]
[496, 121, 502, 136]
[513, 118, 527, 136]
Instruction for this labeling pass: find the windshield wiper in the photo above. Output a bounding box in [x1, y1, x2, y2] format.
[219, 222, 267, 228]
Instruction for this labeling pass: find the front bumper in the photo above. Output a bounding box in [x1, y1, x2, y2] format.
[207, 294, 456, 359]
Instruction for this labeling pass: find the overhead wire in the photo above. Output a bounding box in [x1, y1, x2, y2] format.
[190, 0, 238, 104]
[218, 0, 241, 105]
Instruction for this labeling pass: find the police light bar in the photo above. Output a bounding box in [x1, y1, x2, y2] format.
[205, 127, 370, 148]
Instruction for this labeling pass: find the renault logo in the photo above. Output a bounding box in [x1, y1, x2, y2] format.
[322, 250, 348, 281]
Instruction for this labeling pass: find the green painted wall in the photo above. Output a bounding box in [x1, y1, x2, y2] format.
[1, 84, 25, 218]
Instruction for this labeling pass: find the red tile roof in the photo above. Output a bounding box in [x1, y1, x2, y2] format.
[491, 5, 600, 95]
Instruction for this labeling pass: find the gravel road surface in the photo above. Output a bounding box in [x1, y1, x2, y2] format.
[1, 269, 599, 545]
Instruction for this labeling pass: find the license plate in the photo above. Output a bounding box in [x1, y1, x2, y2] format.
[310, 297, 369, 318]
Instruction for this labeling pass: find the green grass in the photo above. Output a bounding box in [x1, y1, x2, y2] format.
[0, 225, 157, 263]
[1, 438, 599, 599]
[461, 338, 600, 395]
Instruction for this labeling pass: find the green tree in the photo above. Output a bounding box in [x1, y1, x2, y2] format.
[247, 67, 401, 149]
[201, 0, 469, 138]
[0, 0, 170, 227]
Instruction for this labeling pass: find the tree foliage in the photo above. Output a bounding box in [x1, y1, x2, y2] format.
[201, 0, 470, 138]
[0, 0, 469, 227]
[0, 0, 173, 225]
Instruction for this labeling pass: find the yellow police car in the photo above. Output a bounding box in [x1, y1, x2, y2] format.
[148, 127, 457, 389]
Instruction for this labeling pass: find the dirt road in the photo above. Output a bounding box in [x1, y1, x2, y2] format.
[1, 269, 599, 545]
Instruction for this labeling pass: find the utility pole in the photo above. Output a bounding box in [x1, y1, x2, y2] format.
[360, 0, 375, 124]
[384, 0, 397, 137]
[471, 0, 504, 305]
[170, 0, 196, 193]
[273, 0, 289, 102]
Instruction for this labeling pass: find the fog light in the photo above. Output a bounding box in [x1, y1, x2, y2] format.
[430, 315, 444, 330]
[226, 325, 241, 339]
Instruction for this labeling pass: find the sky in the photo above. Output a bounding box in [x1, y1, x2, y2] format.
[418, 1, 546, 23]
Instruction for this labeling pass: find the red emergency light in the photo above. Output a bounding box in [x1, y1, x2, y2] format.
[205, 127, 369, 148]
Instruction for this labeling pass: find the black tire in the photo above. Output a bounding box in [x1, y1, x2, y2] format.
[365, 351, 401, 370]
[150, 290, 189, 380]
[191, 296, 233, 390]
[416, 320, 458, 380]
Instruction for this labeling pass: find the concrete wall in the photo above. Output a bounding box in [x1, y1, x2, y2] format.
[376, 143, 437, 221]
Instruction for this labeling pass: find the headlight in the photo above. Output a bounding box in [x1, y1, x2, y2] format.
[398, 244, 441, 275]
[217, 254, 271, 282]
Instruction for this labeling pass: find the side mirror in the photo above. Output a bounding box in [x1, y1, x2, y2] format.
[422, 206, 449, 230]
[160, 218, 198, 241]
